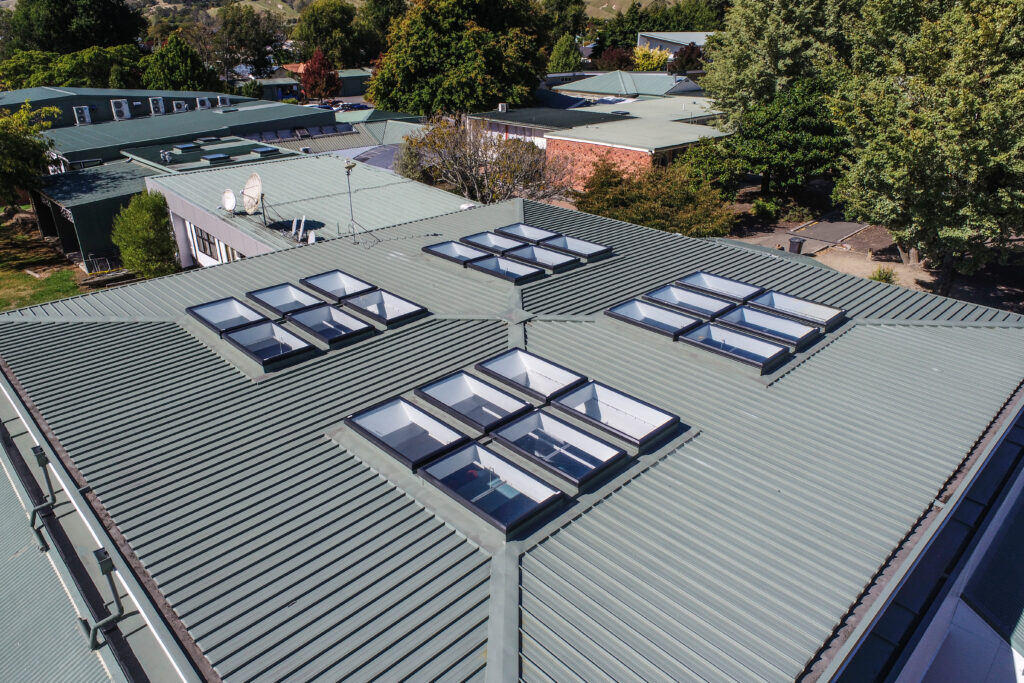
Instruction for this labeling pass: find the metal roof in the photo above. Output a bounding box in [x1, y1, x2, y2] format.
[0, 86, 244, 107]
[552, 71, 701, 97]
[469, 107, 632, 130]
[255, 78, 299, 86]
[1, 199, 1023, 680]
[41, 160, 159, 208]
[545, 118, 728, 152]
[337, 68, 374, 79]
[637, 31, 715, 46]
[271, 128, 380, 153]
[587, 95, 723, 122]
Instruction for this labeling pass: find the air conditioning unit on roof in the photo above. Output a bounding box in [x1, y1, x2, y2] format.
[196, 96, 211, 110]
[72, 106, 91, 125]
[149, 97, 165, 116]
[172, 100, 189, 113]
[110, 99, 130, 120]
[217, 95, 231, 107]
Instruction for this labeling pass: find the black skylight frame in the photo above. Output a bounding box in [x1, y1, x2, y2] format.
[466, 256, 547, 285]
[475, 348, 587, 401]
[715, 306, 821, 351]
[538, 234, 613, 262]
[643, 284, 736, 319]
[284, 303, 375, 346]
[245, 283, 323, 316]
[201, 153, 230, 162]
[459, 231, 523, 255]
[422, 241, 490, 266]
[173, 142, 199, 151]
[675, 271, 765, 302]
[299, 269, 376, 303]
[223, 321, 316, 369]
[494, 223, 560, 245]
[604, 298, 701, 340]
[679, 322, 791, 373]
[551, 381, 681, 448]
[417, 443, 565, 536]
[748, 291, 847, 331]
[340, 288, 429, 327]
[186, 296, 268, 337]
[504, 245, 581, 274]
[414, 371, 533, 432]
[344, 397, 470, 470]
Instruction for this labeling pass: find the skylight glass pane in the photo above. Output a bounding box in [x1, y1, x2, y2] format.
[644, 285, 735, 318]
[494, 223, 559, 244]
[300, 270, 376, 302]
[187, 297, 266, 336]
[676, 272, 764, 302]
[415, 371, 531, 432]
[476, 348, 586, 400]
[224, 321, 313, 367]
[246, 283, 322, 315]
[341, 289, 427, 326]
[460, 232, 522, 254]
[467, 256, 546, 285]
[286, 304, 373, 345]
[749, 291, 846, 330]
[505, 245, 580, 273]
[493, 410, 625, 486]
[538, 235, 612, 260]
[605, 299, 700, 338]
[346, 397, 468, 468]
[552, 382, 680, 447]
[419, 443, 562, 534]
[716, 306, 820, 350]
[423, 241, 489, 265]
[680, 323, 790, 372]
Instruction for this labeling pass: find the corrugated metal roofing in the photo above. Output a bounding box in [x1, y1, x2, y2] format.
[587, 96, 723, 122]
[42, 160, 159, 207]
[0, 199, 1022, 680]
[0, 86, 244, 107]
[638, 31, 714, 46]
[272, 128, 380, 153]
[552, 71, 700, 97]
[469, 108, 633, 130]
[544, 118, 728, 152]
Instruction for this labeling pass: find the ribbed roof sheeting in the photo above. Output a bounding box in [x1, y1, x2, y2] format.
[0, 317, 505, 680]
[519, 202, 1024, 324]
[519, 321, 1024, 681]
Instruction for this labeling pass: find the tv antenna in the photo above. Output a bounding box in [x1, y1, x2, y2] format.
[220, 189, 236, 213]
[344, 160, 379, 245]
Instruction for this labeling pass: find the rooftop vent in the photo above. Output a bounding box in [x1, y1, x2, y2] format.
[345, 397, 469, 469]
[415, 371, 532, 432]
[475, 348, 586, 401]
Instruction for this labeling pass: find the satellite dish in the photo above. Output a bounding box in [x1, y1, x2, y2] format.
[221, 189, 236, 212]
[242, 173, 262, 215]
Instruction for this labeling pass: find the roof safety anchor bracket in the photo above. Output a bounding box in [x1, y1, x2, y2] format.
[78, 548, 126, 650]
[28, 446, 55, 552]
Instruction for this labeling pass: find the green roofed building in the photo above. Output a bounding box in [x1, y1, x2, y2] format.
[0, 200, 1023, 681]
[552, 70, 703, 100]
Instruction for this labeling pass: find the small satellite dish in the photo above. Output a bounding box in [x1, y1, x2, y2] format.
[221, 189, 236, 212]
[242, 173, 263, 215]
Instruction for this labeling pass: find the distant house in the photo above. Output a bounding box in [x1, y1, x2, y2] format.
[276, 65, 375, 98]
[637, 31, 714, 54]
[255, 77, 301, 101]
[552, 71, 702, 100]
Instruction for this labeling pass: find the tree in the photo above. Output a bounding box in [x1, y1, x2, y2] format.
[143, 33, 219, 91]
[0, 45, 143, 89]
[542, 0, 586, 46]
[239, 79, 263, 99]
[0, 104, 57, 208]
[367, 0, 546, 115]
[8, 0, 145, 53]
[301, 48, 340, 100]
[593, 46, 633, 71]
[398, 116, 572, 204]
[355, 0, 408, 60]
[668, 43, 704, 73]
[215, 3, 286, 78]
[599, 2, 645, 49]
[676, 138, 744, 200]
[575, 159, 734, 237]
[548, 33, 582, 73]
[632, 44, 670, 71]
[832, 0, 1024, 293]
[291, 0, 359, 66]
[0, 10, 14, 61]
[111, 192, 179, 279]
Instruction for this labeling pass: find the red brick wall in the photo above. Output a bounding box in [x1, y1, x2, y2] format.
[546, 138, 653, 191]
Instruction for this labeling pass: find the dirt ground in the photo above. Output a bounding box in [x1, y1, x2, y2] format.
[0, 209, 85, 312]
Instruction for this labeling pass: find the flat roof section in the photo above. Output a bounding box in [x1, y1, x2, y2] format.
[545, 118, 729, 152]
[470, 107, 633, 131]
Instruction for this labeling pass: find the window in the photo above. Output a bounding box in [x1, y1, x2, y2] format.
[605, 299, 699, 339]
[476, 348, 586, 401]
[246, 283, 322, 316]
[345, 397, 469, 469]
[415, 371, 532, 432]
[341, 289, 427, 326]
[192, 224, 218, 259]
[551, 381, 680, 448]
[679, 323, 790, 373]
[466, 256, 547, 285]
[187, 297, 266, 336]
[224, 245, 245, 262]
[224, 321, 315, 369]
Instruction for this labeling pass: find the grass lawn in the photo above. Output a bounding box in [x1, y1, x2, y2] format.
[0, 212, 83, 312]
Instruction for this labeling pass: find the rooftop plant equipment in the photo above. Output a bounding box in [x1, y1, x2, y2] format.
[494, 223, 559, 244]
[246, 283, 322, 316]
[680, 323, 790, 373]
[715, 306, 821, 351]
[605, 299, 700, 339]
[186, 297, 267, 337]
[300, 270, 376, 302]
[285, 304, 375, 346]
[676, 271, 765, 302]
[643, 284, 735, 319]
[538, 234, 612, 261]
[418, 443, 564, 535]
[345, 397, 469, 469]
[460, 231, 523, 254]
[476, 348, 586, 401]
[504, 245, 581, 273]
[341, 289, 428, 326]
[552, 382, 680, 448]
[466, 256, 547, 285]
[749, 291, 846, 331]
[415, 371, 532, 432]
[422, 241, 490, 266]
[224, 321, 315, 369]
[492, 410, 626, 487]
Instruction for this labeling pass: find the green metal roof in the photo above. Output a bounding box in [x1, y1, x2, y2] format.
[337, 68, 373, 79]
[334, 108, 421, 124]
[0, 86, 243, 108]
[1, 200, 1023, 680]
[255, 78, 299, 86]
[545, 118, 728, 152]
[638, 31, 714, 46]
[121, 136, 299, 171]
[42, 160, 159, 208]
[470, 107, 633, 130]
[270, 128, 380, 153]
[587, 95, 723, 122]
[552, 71, 700, 97]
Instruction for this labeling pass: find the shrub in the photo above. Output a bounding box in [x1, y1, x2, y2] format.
[632, 44, 670, 72]
[869, 266, 898, 284]
[111, 191, 178, 278]
[751, 197, 780, 220]
[282, 97, 299, 104]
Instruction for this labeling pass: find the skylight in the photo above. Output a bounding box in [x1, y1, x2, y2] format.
[644, 285, 735, 319]
[345, 397, 469, 469]
[494, 223, 559, 244]
[476, 349, 586, 400]
[460, 232, 523, 254]
[341, 289, 427, 326]
[299, 270, 376, 302]
[224, 321, 314, 368]
[677, 272, 764, 302]
[505, 245, 580, 273]
[466, 256, 546, 285]
[423, 241, 489, 266]
[680, 323, 790, 372]
[492, 410, 625, 486]
[286, 304, 374, 345]
[538, 235, 612, 261]
[716, 306, 821, 350]
[552, 382, 679, 447]
[418, 443, 563, 535]
[415, 371, 532, 432]
[605, 299, 700, 339]
[749, 291, 846, 330]
[246, 283, 322, 316]
[186, 297, 266, 336]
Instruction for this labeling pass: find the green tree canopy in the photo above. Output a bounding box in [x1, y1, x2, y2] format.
[547, 32, 581, 73]
[542, 0, 586, 46]
[215, 3, 286, 78]
[0, 103, 57, 207]
[355, 0, 408, 60]
[596, 0, 719, 52]
[0, 45, 143, 89]
[301, 48, 341, 100]
[367, 0, 546, 115]
[239, 78, 263, 98]
[111, 192, 179, 279]
[143, 34, 219, 91]
[8, 0, 145, 53]
[292, 0, 360, 66]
